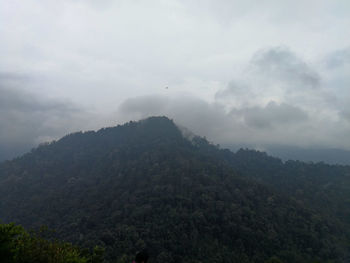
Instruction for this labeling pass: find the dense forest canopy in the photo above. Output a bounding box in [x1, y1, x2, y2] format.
[0, 117, 349, 262]
[0, 222, 104, 263]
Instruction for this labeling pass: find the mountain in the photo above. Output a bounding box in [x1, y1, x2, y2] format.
[265, 146, 350, 166]
[0, 116, 349, 263]
[0, 144, 31, 163]
[225, 144, 350, 166]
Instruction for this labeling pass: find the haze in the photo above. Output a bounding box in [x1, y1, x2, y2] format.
[1, 0, 350, 162]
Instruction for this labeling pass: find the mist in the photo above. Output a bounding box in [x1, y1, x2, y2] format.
[1, 1, 350, 163]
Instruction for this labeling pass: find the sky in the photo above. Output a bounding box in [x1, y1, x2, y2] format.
[1, 0, 350, 160]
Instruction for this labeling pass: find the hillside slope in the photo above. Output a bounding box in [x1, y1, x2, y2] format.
[0, 117, 348, 263]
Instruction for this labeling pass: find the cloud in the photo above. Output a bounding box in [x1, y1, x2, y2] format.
[115, 47, 350, 151]
[250, 47, 320, 90]
[325, 48, 350, 69]
[0, 73, 94, 161]
[117, 95, 232, 141]
[0, 1, 349, 162]
[115, 94, 344, 150]
[1, 46, 350, 162]
[216, 47, 337, 111]
[230, 101, 308, 129]
[2, 0, 349, 113]
[118, 95, 229, 132]
[341, 110, 350, 122]
[320, 47, 350, 122]
[215, 81, 249, 100]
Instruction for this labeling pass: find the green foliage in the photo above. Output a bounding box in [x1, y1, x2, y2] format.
[264, 256, 284, 263]
[0, 117, 349, 262]
[0, 222, 23, 263]
[0, 222, 103, 263]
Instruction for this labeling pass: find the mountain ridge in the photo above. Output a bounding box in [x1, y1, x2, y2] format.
[0, 116, 349, 263]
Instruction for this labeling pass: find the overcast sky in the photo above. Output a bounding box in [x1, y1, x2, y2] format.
[1, 0, 350, 160]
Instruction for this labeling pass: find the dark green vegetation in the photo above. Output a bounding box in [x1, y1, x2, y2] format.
[0, 116, 349, 262]
[0, 222, 104, 263]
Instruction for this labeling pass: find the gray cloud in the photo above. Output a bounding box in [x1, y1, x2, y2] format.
[325, 48, 350, 69]
[250, 47, 320, 90]
[117, 95, 231, 141]
[118, 95, 229, 133]
[230, 101, 308, 129]
[2, 0, 349, 112]
[320, 47, 350, 123]
[341, 110, 350, 122]
[216, 47, 337, 111]
[1, 0, 350, 161]
[0, 72, 30, 81]
[215, 81, 249, 100]
[0, 74, 93, 161]
[114, 47, 350, 151]
[119, 95, 169, 117]
[3, 44, 349, 163]
[115, 94, 349, 150]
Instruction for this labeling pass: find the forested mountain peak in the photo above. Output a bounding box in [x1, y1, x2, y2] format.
[0, 117, 349, 263]
[54, 115, 182, 148]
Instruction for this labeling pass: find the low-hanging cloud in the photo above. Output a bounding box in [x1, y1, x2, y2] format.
[0, 73, 93, 161]
[115, 93, 348, 150]
[2, 46, 350, 161]
[230, 102, 308, 129]
[115, 47, 350, 151]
